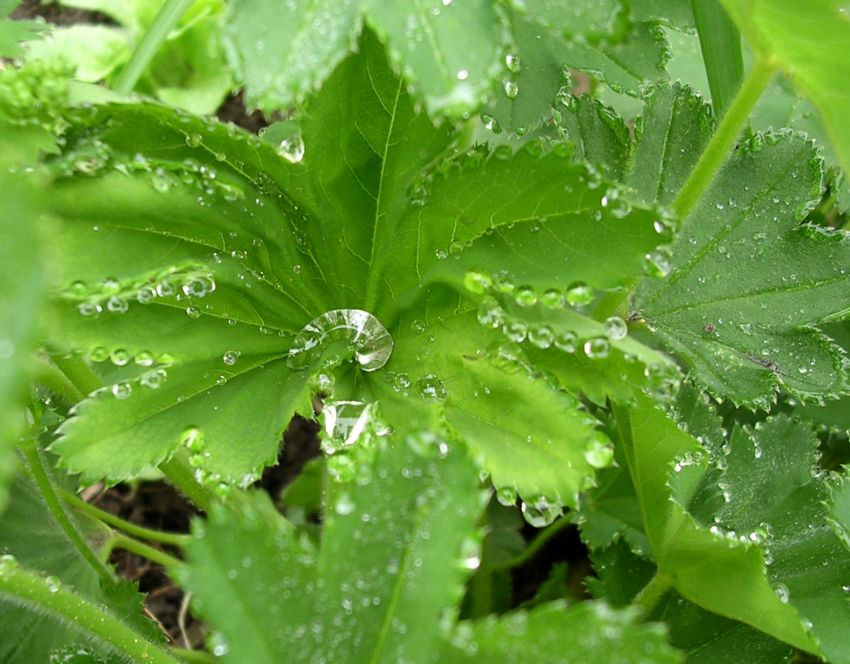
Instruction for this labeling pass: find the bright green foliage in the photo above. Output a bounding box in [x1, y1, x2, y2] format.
[619, 392, 850, 660]
[440, 600, 681, 663]
[721, 0, 850, 177]
[182, 438, 484, 663]
[0, 0, 45, 57]
[225, 0, 505, 118]
[28, 0, 233, 114]
[634, 131, 850, 407]
[45, 33, 672, 510]
[0, 174, 41, 513]
[0, 469, 161, 661]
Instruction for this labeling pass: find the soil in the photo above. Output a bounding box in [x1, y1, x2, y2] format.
[12, 0, 592, 652]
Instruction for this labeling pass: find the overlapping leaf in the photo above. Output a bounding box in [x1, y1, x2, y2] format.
[721, 0, 850, 177]
[46, 33, 672, 507]
[182, 437, 484, 663]
[616, 390, 850, 661]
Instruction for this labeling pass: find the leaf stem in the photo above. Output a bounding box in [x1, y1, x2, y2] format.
[19, 440, 115, 585]
[61, 489, 190, 547]
[672, 57, 776, 219]
[0, 562, 180, 664]
[170, 649, 217, 664]
[633, 571, 671, 616]
[159, 451, 216, 513]
[49, 352, 102, 397]
[691, 0, 744, 119]
[491, 516, 571, 573]
[104, 533, 182, 569]
[113, 0, 197, 95]
[34, 358, 84, 403]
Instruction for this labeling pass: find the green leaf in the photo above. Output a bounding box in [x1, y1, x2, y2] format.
[558, 94, 631, 180]
[621, 392, 850, 659]
[182, 436, 484, 663]
[0, 468, 161, 661]
[439, 600, 681, 663]
[721, 0, 850, 178]
[0, 172, 42, 512]
[0, 0, 46, 58]
[633, 131, 850, 407]
[627, 82, 714, 207]
[224, 0, 505, 118]
[25, 25, 131, 82]
[631, 0, 694, 29]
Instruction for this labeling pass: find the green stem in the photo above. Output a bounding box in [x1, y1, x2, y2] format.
[113, 0, 196, 95]
[61, 489, 190, 547]
[170, 649, 217, 664]
[34, 359, 84, 403]
[104, 534, 182, 569]
[691, 0, 744, 119]
[159, 451, 216, 513]
[19, 441, 115, 585]
[673, 58, 776, 219]
[0, 561, 180, 664]
[633, 571, 672, 617]
[49, 352, 101, 396]
[491, 516, 572, 573]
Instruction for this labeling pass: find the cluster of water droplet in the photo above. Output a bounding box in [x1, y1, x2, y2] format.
[287, 309, 393, 373]
[180, 425, 259, 499]
[67, 267, 216, 320]
[319, 400, 395, 484]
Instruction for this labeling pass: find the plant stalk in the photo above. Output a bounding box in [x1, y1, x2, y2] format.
[673, 57, 776, 219]
[113, 0, 196, 95]
[634, 571, 672, 617]
[62, 489, 190, 547]
[0, 562, 180, 664]
[691, 0, 744, 119]
[19, 440, 115, 585]
[491, 516, 572, 573]
[170, 649, 217, 664]
[104, 534, 182, 569]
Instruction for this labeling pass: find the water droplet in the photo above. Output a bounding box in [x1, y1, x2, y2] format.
[481, 113, 502, 134]
[137, 286, 156, 304]
[110, 349, 130, 366]
[87, 346, 108, 363]
[456, 69, 469, 81]
[463, 270, 492, 294]
[505, 53, 521, 73]
[514, 285, 537, 307]
[112, 382, 132, 399]
[496, 485, 517, 506]
[554, 331, 578, 352]
[583, 337, 610, 359]
[186, 306, 201, 319]
[287, 309, 393, 372]
[644, 250, 671, 278]
[411, 319, 427, 334]
[185, 133, 202, 148]
[584, 435, 614, 469]
[528, 325, 554, 349]
[134, 350, 154, 367]
[773, 582, 790, 603]
[503, 320, 528, 342]
[477, 297, 506, 329]
[603, 316, 627, 341]
[68, 280, 88, 297]
[334, 492, 356, 515]
[106, 296, 128, 313]
[565, 282, 594, 307]
[140, 369, 167, 389]
[521, 497, 562, 527]
[328, 454, 357, 482]
[540, 288, 564, 309]
[322, 400, 374, 451]
[182, 276, 216, 298]
[415, 374, 448, 401]
[78, 301, 102, 317]
[222, 350, 240, 366]
[277, 134, 305, 163]
[182, 426, 203, 452]
[503, 80, 519, 99]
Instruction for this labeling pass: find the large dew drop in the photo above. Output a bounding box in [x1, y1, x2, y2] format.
[287, 309, 393, 372]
